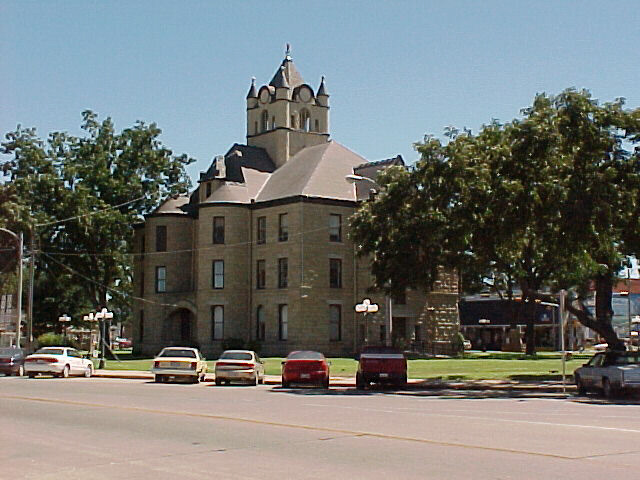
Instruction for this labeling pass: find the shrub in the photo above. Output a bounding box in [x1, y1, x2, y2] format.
[36, 332, 74, 348]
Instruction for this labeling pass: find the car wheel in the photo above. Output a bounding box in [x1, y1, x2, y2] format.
[356, 373, 365, 390]
[397, 375, 408, 389]
[28, 373, 36, 379]
[323, 377, 330, 389]
[60, 365, 70, 378]
[282, 380, 290, 388]
[603, 378, 616, 399]
[84, 365, 93, 378]
[192, 375, 200, 384]
[253, 372, 259, 386]
[155, 374, 164, 383]
[215, 378, 223, 386]
[575, 375, 587, 396]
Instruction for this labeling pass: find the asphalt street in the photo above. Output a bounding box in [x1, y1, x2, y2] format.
[1, 376, 640, 480]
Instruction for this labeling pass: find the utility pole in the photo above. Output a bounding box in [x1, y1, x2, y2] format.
[27, 227, 35, 352]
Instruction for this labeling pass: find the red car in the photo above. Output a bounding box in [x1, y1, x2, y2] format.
[281, 350, 330, 388]
[356, 346, 407, 389]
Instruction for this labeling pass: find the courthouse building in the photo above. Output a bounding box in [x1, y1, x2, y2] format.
[132, 51, 459, 357]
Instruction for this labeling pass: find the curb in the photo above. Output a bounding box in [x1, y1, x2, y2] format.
[91, 370, 575, 392]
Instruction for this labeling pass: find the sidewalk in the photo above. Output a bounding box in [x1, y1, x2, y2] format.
[92, 369, 576, 392]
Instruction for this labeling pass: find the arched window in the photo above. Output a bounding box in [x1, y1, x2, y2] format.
[271, 116, 276, 129]
[256, 305, 265, 341]
[261, 110, 269, 132]
[300, 109, 310, 132]
[290, 113, 297, 129]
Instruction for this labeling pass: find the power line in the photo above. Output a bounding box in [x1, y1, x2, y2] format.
[35, 194, 148, 227]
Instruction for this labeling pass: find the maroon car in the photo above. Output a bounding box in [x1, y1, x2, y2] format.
[281, 350, 330, 388]
[356, 346, 407, 389]
[0, 347, 26, 376]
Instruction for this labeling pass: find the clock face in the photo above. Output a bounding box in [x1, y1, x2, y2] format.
[259, 89, 270, 104]
[299, 87, 312, 103]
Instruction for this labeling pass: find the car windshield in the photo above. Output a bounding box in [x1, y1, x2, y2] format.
[35, 348, 64, 355]
[287, 351, 324, 360]
[361, 346, 402, 355]
[158, 349, 196, 358]
[219, 352, 253, 361]
[612, 354, 640, 365]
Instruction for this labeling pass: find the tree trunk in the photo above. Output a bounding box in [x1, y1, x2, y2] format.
[524, 297, 536, 356]
[594, 274, 625, 351]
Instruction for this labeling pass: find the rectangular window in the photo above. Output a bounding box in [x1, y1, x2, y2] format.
[257, 216, 266, 244]
[278, 258, 288, 288]
[155, 266, 166, 293]
[278, 213, 288, 242]
[329, 304, 341, 341]
[156, 226, 167, 252]
[256, 306, 265, 341]
[329, 214, 342, 242]
[256, 260, 266, 289]
[279, 304, 288, 341]
[206, 182, 212, 198]
[211, 305, 224, 340]
[329, 258, 342, 288]
[213, 216, 225, 244]
[212, 260, 224, 289]
[139, 310, 144, 343]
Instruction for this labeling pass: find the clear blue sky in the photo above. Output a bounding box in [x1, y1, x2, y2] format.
[2, 0, 639, 183]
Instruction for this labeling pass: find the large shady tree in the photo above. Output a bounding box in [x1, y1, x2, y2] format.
[1, 111, 194, 333]
[351, 89, 640, 353]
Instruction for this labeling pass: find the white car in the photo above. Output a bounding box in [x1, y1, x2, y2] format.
[24, 347, 94, 378]
[215, 350, 264, 385]
[151, 347, 208, 383]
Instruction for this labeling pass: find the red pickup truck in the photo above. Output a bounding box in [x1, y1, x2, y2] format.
[356, 346, 407, 390]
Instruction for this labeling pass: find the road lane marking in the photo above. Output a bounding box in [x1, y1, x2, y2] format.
[302, 402, 640, 434]
[1, 393, 629, 461]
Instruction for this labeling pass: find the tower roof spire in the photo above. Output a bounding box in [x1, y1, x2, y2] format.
[246, 76, 257, 99]
[270, 44, 304, 88]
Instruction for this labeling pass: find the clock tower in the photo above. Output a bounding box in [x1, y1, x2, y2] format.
[246, 46, 330, 168]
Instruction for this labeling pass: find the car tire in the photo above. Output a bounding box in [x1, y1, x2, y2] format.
[192, 375, 200, 384]
[397, 375, 408, 389]
[84, 365, 93, 378]
[253, 372, 259, 386]
[356, 373, 365, 390]
[28, 373, 36, 379]
[258, 374, 264, 385]
[323, 377, 330, 389]
[60, 365, 70, 378]
[155, 374, 164, 383]
[603, 378, 616, 399]
[215, 378, 223, 386]
[282, 380, 289, 388]
[575, 375, 587, 396]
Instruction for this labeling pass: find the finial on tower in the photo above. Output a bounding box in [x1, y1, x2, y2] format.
[285, 43, 291, 60]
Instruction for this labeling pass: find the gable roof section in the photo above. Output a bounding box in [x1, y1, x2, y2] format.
[353, 155, 405, 180]
[256, 141, 367, 203]
[151, 194, 191, 216]
[203, 168, 271, 204]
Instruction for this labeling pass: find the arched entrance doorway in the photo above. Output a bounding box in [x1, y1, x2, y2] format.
[161, 308, 197, 346]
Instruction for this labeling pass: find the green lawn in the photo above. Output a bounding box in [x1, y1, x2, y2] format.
[103, 353, 588, 381]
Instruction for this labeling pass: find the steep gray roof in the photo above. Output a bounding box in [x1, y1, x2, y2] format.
[199, 144, 275, 183]
[153, 194, 190, 215]
[203, 168, 271, 204]
[269, 56, 304, 89]
[246, 77, 257, 98]
[256, 141, 367, 203]
[317, 76, 329, 96]
[353, 155, 405, 180]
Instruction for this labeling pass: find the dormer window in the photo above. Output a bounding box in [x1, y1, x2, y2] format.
[290, 113, 297, 129]
[300, 109, 310, 132]
[261, 110, 269, 132]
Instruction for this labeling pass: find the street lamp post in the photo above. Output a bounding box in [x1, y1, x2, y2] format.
[355, 299, 379, 346]
[83, 312, 97, 357]
[58, 314, 71, 343]
[95, 307, 113, 369]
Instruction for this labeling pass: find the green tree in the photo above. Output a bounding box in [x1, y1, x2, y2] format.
[351, 89, 640, 353]
[1, 111, 194, 333]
